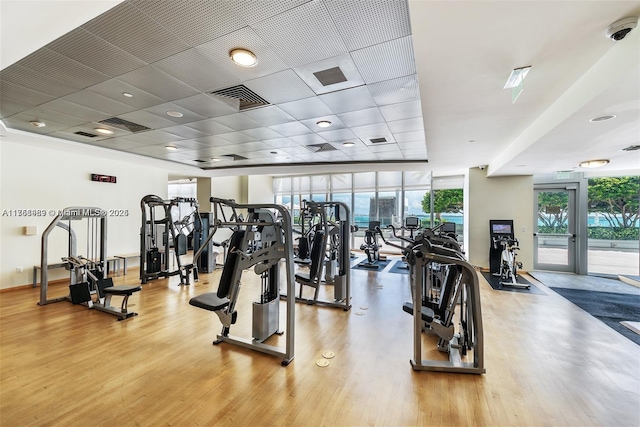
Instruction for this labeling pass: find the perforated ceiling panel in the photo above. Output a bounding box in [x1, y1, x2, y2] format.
[1, 0, 428, 169]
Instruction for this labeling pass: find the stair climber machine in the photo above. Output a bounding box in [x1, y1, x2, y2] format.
[377, 224, 485, 374]
[489, 220, 528, 289]
[140, 195, 205, 285]
[189, 197, 296, 366]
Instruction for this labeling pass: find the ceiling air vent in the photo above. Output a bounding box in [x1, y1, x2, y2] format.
[74, 131, 98, 138]
[210, 85, 269, 111]
[98, 117, 151, 133]
[305, 143, 337, 153]
[370, 137, 387, 144]
[223, 154, 248, 161]
[622, 145, 640, 151]
[313, 67, 348, 86]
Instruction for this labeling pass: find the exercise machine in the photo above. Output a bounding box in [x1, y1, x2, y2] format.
[38, 207, 140, 320]
[378, 225, 484, 374]
[287, 200, 351, 310]
[190, 197, 295, 366]
[489, 219, 528, 289]
[140, 195, 204, 285]
[357, 220, 385, 269]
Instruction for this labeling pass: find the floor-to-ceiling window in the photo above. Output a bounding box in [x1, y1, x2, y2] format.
[587, 175, 639, 276]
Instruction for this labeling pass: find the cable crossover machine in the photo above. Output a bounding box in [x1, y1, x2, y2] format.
[189, 197, 296, 366]
[39, 207, 140, 320]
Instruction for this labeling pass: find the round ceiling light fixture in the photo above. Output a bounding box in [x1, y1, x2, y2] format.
[94, 128, 114, 135]
[165, 145, 178, 150]
[30, 121, 46, 128]
[589, 115, 616, 122]
[122, 92, 134, 98]
[229, 48, 258, 67]
[316, 120, 332, 128]
[166, 111, 184, 118]
[579, 159, 610, 168]
[211, 157, 222, 162]
[342, 141, 355, 147]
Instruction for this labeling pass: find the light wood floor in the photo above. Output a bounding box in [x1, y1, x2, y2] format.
[1, 262, 639, 426]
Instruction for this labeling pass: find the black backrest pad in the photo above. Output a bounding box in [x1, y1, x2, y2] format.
[309, 231, 325, 278]
[217, 230, 245, 299]
[438, 265, 460, 315]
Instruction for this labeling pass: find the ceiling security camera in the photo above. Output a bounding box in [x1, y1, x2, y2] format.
[478, 165, 487, 170]
[606, 17, 637, 41]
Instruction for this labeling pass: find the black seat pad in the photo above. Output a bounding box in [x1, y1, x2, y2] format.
[402, 302, 435, 323]
[104, 285, 141, 295]
[189, 292, 230, 311]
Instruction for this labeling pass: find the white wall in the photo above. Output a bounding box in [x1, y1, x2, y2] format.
[467, 167, 534, 271]
[248, 175, 273, 205]
[0, 139, 168, 288]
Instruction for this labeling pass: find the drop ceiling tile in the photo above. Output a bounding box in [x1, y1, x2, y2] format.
[116, 132, 162, 146]
[194, 135, 241, 148]
[7, 108, 87, 129]
[2, 116, 67, 134]
[118, 65, 199, 102]
[63, 90, 136, 116]
[161, 125, 210, 140]
[401, 147, 428, 158]
[138, 129, 185, 143]
[369, 75, 420, 106]
[98, 137, 150, 150]
[397, 140, 427, 150]
[351, 36, 416, 84]
[267, 121, 313, 137]
[368, 143, 401, 153]
[337, 107, 385, 128]
[278, 97, 333, 120]
[171, 140, 211, 150]
[47, 130, 105, 143]
[212, 113, 261, 131]
[288, 134, 328, 145]
[187, 119, 235, 135]
[88, 79, 166, 109]
[47, 28, 147, 77]
[128, 145, 178, 156]
[244, 69, 315, 104]
[324, 0, 412, 51]
[1, 65, 78, 98]
[379, 100, 423, 122]
[241, 127, 283, 140]
[375, 151, 406, 161]
[130, 0, 244, 46]
[81, 1, 190, 64]
[252, 1, 348, 68]
[143, 102, 206, 124]
[280, 146, 322, 156]
[232, 141, 273, 153]
[241, 106, 295, 126]
[262, 138, 300, 148]
[388, 117, 424, 133]
[175, 94, 238, 119]
[318, 85, 377, 114]
[216, 132, 255, 144]
[118, 110, 177, 130]
[292, 53, 365, 95]
[316, 128, 357, 142]
[37, 98, 111, 123]
[197, 26, 289, 81]
[15, 48, 111, 89]
[0, 80, 55, 111]
[0, 97, 31, 118]
[313, 151, 353, 161]
[351, 123, 396, 145]
[154, 48, 240, 93]
[348, 152, 379, 161]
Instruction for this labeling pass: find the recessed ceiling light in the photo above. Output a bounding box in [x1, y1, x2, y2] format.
[122, 92, 133, 98]
[166, 111, 183, 118]
[316, 120, 332, 128]
[165, 145, 177, 150]
[94, 128, 114, 135]
[211, 157, 221, 162]
[229, 48, 257, 67]
[504, 66, 532, 89]
[579, 159, 610, 168]
[343, 141, 355, 147]
[589, 115, 616, 122]
[30, 121, 45, 128]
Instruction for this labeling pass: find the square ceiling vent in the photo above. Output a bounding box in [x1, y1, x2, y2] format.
[210, 85, 269, 111]
[305, 143, 337, 153]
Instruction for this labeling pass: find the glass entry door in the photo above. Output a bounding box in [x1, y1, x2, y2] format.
[534, 188, 577, 272]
